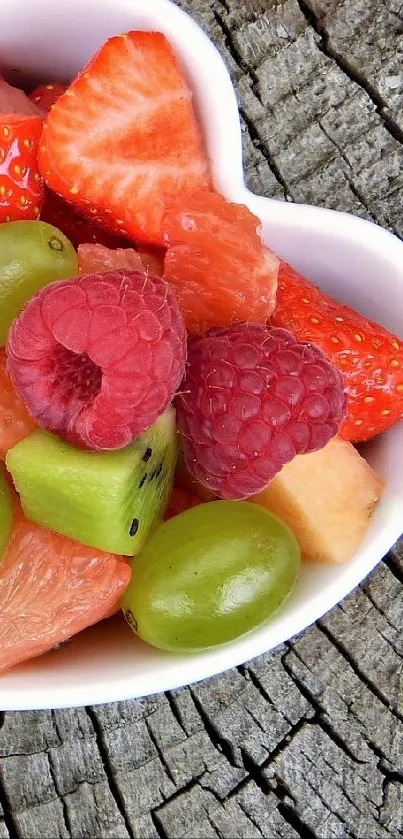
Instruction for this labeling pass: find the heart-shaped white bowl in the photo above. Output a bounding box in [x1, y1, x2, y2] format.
[1, 0, 403, 711]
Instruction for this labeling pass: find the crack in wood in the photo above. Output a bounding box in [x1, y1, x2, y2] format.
[384, 551, 403, 585]
[188, 687, 240, 769]
[282, 648, 369, 766]
[212, 4, 291, 199]
[144, 718, 176, 787]
[207, 773, 250, 805]
[151, 774, 203, 815]
[245, 716, 310, 778]
[236, 797, 265, 837]
[49, 711, 63, 747]
[0, 777, 19, 839]
[317, 622, 403, 724]
[240, 749, 271, 796]
[277, 802, 318, 839]
[84, 708, 135, 839]
[268, 734, 364, 836]
[46, 754, 71, 839]
[297, 0, 403, 145]
[242, 665, 285, 716]
[211, 0, 394, 232]
[150, 810, 168, 839]
[244, 724, 366, 835]
[239, 109, 292, 199]
[239, 746, 318, 839]
[317, 118, 382, 225]
[213, 1, 256, 75]
[164, 692, 189, 737]
[360, 587, 403, 657]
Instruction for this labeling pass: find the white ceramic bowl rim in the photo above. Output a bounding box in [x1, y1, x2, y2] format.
[0, 0, 402, 710]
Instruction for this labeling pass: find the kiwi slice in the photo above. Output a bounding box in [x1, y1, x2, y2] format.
[0, 465, 13, 562]
[6, 409, 177, 556]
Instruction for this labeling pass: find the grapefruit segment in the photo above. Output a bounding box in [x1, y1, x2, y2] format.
[0, 464, 13, 562]
[0, 349, 35, 459]
[162, 191, 279, 334]
[137, 248, 165, 277]
[77, 243, 165, 277]
[163, 190, 261, 243]
[0, 75, 42, 116]
[0, 507, 131, 673]
[78, 243, 144, 274]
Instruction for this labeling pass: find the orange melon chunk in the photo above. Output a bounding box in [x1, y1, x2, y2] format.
[252, 437, 384, 564]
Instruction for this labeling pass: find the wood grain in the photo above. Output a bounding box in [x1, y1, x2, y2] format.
[0, 2, 402, 837]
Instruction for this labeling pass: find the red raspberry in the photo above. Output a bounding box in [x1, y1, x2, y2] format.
[7, 270, 186, 450]
[176, 323, 346, 499]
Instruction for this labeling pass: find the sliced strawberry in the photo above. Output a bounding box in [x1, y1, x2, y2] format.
[29, 82, 68, 115]
[271, 261, 403, 442]
[0, 114, 44, 223]
[38, 31, 211, 246]
[41, 189, 130, 249]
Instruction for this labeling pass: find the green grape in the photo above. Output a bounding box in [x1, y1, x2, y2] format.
[0, 220, 78, 345]
[121, 501, 301, 652]
[0, 465, 13, 562]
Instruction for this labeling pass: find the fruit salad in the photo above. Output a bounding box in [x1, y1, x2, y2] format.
[0, 29, 399, 674]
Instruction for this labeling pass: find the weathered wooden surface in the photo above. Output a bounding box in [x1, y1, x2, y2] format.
[1, 2, 402, 837]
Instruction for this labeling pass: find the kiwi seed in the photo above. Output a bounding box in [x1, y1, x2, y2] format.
[129, 518, 139, 536]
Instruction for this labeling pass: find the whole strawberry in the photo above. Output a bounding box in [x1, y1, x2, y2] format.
[176, 323, 346, 500]
[0, 115, 44, 222]
[272, 262, 403, 442]
[7, 270, 186, 450]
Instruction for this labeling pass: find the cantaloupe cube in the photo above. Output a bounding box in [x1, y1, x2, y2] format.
[252, 437, 384, 564]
